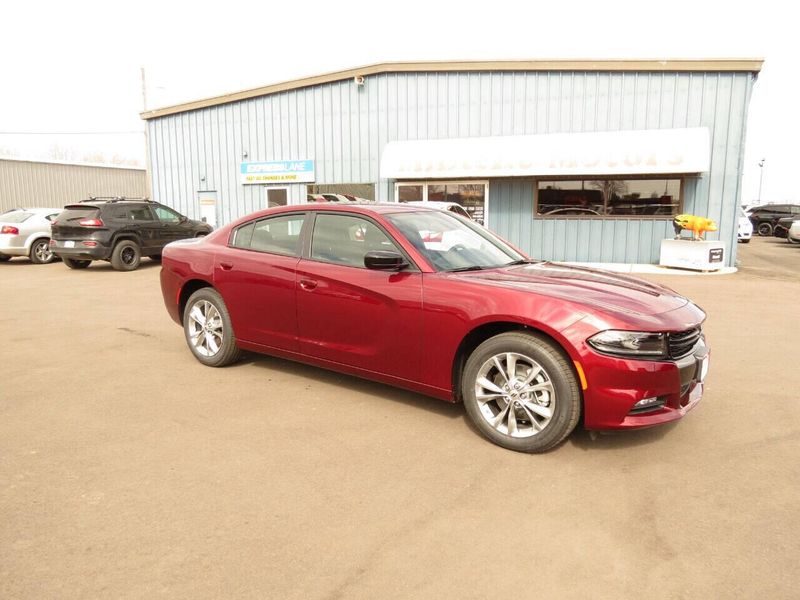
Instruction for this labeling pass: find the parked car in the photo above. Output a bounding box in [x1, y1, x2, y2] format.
[738, 208, 753, 243]
[160, 203, 709, 453]
[787, 220, 800, 244]
[50, 198, 212, 271]
[772, 216, 797, 238]
[404, 201, 472, 219]
[748, 204, 800, 236]
[307, 194, 372, 203]
[0, 207, 62, 264]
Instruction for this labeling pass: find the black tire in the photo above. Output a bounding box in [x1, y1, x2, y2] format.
[757, 222, 773, 236]
[63, 257, 91, 269]
[150, 254, 162, 262]
[183, 288, 241, 367]
[740, 239, 751, 243]
[0, 255, 10, 262]
[110, 240, 142, 271]
[462, 332, 581, 453]
[788, 236, 799, 245]
[29, 238, 56, 264]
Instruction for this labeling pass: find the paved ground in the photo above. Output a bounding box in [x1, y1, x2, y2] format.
[1, 238, 798, 599]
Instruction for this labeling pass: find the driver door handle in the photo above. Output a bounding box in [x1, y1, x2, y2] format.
[220, 262, 234, 271]
[299, 279, 318, 291]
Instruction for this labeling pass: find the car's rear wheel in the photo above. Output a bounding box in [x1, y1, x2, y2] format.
[462, 332, 581, 453]
[0, 255, 10, 262]
[183, 288, 241, 367]
[757, 222, 773, 236]
[63, 257, 91, 269]
[788, 235, 799, 245]
[29, 238, 55, 264]
[111, 240, 141, 271]
[150, 254, 162, 262]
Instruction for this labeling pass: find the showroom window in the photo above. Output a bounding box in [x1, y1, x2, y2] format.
[535, 178, 682, 217]
[395, 181, 488, 225]
[307, 183, 375, 202]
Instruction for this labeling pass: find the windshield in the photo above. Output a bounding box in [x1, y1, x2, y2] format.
[386, 210, 526, 272]
[1, 211, 33, 223]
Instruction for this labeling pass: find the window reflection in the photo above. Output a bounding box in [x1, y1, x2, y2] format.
[537, 179, 681, 217]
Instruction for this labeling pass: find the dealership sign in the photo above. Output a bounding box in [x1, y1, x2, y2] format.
[240, 160, 315, 184]
[380, 128, 711, 179]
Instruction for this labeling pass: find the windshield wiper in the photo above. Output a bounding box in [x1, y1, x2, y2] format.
[504, 258, 536, 266]
[446, 265, 488, 273]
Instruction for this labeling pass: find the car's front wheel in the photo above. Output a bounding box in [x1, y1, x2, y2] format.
[788, 236, 799, 245]
[30, 239, 56, 264]
[0, 255, 10, 262]
[63, 257, 91, 269]
[110, 240, 141, 271]
[183, 288, 241, 367]
[462, 332, 581, 453]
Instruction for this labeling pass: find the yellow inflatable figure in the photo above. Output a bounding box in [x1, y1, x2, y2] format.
[673, 214, 718, 240]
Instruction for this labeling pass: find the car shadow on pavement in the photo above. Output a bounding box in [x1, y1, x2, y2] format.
[569, 422, 679, 451]
[236, 353, 464, 420]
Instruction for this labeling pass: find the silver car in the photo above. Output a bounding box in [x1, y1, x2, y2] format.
[0, 208, 61, 264]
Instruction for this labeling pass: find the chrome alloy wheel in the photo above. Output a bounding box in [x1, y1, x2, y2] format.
[187, 300, 224, 357]
[34, 240, 53, 262]
[474, 352, 555, 438]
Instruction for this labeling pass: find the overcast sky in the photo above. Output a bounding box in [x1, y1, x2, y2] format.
[0, 0, 797, 204]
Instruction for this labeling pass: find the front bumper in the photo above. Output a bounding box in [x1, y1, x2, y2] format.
[580, 341, 709, 430]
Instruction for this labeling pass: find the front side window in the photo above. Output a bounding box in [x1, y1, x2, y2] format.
[386, 210, 523, 272]
[230, 214, 305, 256]
[154, 205, 182, 223]
[311, 214, 400, 268]
[536, 178, 681, 217]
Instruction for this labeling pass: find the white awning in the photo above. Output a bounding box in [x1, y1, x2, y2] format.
[380, 128, 710, 180]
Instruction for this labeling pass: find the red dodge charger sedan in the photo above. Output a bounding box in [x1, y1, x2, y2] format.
[160, 203, 709, 453]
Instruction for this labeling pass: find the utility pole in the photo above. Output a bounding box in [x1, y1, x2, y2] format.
[141, 67, 153, 199]
[757, 158, 765, 205]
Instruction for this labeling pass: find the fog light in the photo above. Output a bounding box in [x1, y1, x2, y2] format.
[629, 396, 666, 415]
[634, 396, 661, 408]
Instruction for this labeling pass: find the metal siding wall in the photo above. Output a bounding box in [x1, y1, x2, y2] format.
[0, 160, 146, 212]
[147, 70, 753, 265]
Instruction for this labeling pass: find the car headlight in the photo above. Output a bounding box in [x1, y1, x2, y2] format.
[587, 330, 667, 358]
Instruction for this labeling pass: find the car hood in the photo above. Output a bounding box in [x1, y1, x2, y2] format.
[451, 261, 689, 318]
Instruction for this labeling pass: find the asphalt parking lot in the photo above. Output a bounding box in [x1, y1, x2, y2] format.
[1, 237, 798, 599]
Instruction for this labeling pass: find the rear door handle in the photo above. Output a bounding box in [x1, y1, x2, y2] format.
[219, 262, 234, 271]
[299, 279, 318, 291]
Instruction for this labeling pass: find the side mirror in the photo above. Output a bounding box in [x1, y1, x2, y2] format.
[364, 250, 408, 271]
[200, 216, 207, 223]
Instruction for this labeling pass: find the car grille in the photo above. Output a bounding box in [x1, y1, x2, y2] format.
[668, 327, 702, 359]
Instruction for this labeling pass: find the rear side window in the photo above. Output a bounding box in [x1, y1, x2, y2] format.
[231, 214, 305, 256]
[0, 211, 33, 223]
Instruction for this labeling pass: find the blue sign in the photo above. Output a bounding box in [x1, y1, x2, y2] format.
[240, 160, 315, 184]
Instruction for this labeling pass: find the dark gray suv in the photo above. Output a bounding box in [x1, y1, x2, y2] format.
[748, 204, 800, 236]
[50, 198, 212, 271]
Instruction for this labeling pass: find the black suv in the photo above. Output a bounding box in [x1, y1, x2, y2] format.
[50, 198, 212, 271]
[748, 204, 800, 236]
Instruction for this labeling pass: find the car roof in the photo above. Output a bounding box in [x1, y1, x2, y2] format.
[297, 202, 434, 215]
[3, 207, 61, 214]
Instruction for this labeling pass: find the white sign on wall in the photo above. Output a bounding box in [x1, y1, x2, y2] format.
[380, 128, 711, 179]
[240, 160, 315, 184]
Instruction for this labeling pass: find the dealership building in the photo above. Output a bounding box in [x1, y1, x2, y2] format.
[141, 59, 762, 266]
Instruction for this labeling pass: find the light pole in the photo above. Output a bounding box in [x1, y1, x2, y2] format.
[757, 158, 765, 205]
